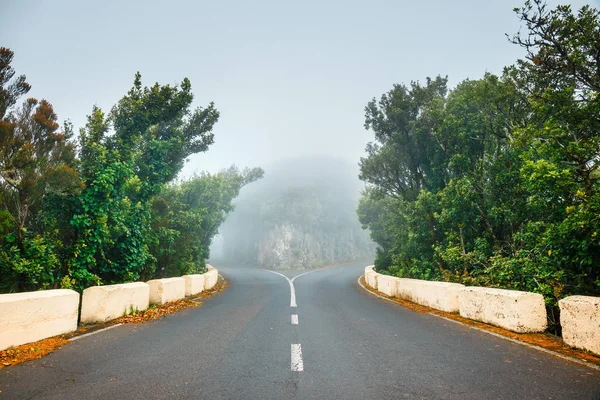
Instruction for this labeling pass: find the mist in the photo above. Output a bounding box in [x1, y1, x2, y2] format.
[5, 0, 592, 177]
[211, 157, 376, 269]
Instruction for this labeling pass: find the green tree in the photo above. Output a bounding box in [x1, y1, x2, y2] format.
[359, 76, 449, 277]
[0, 47, 30, 119]
[503, 0, 600, 300]
[0, 48, 81, 291]
[70, 73, 220, 289]
[358, 1, 600, 334]
[146, 166, 263, 278]
[360, 76, 448, 201]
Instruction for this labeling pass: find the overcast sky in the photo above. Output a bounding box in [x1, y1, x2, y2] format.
[2, 0, 597, 177]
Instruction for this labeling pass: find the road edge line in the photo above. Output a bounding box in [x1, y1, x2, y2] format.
[69, 324, 123, 342]
[357, 275, 600, 372]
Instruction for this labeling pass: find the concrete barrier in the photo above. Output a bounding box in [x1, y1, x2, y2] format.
[182, 274, 205, 297]
[377, 275, 398, 297]
[559, 295, 600, 355]
[0, 289, 79, 351]
[396, 279, 464, 313]
[204, 265, 219, 290]
[364, 265, 379, 290]
[147, 277, 185, 305]
[459, 287, 547, 333]
[80, 282, 150, 324]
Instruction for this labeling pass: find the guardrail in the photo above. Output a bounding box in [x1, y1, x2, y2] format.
[0, 266, 219, 351]
[559, 295, 600, 355]
[0, 289, 79, 351]
[362, 266, 600, 355]
[81, 282, 150, 324]
[459, 287, 546, 333]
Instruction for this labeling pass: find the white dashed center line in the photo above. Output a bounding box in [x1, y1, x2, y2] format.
[291, 344, 304, 371]
[262, 269, 326, 374]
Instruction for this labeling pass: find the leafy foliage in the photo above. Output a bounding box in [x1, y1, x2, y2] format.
[146, 166, 263, 279]
[67, 73, 220, 289]
[0, 48, 82, 291]
[359, 0, 600, 331]
[0, 50, 260, 293]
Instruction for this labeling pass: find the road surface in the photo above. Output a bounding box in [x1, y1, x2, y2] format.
[1, 261, 599, 399]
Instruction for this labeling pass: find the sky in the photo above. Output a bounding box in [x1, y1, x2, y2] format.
[2, 0, 597, 177]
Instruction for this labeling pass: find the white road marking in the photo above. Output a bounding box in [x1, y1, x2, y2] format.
[291, 314, 298, 325]
[290, 269, 321, 282]
[357, 275, 600, 372]
[69, 324, 123, 342]
[291, 344, 304, 371]
[263, 267, 335, 307]
[262, 270, 297, 307]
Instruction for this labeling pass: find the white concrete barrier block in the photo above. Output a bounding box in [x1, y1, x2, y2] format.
[182, 274, 205, 297]
[204, 265, 219, 290]
[81, 282, 149, 324]
[459, 287, 547, 333]
[364, 265, 379, 290]
[377, 275, 398, 297]
[396, 279, 464, 313]
[559, 295, 600, 356]
[0, 289, 79, 351]
[147, 277, 185, 305]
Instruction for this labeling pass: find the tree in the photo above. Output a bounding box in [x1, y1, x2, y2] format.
[358, 76, 449, 277]
[360, 76, 448, 201]
[0, 48, 81, 291]
[0, 47, 30, 119]
[147, 166, 263, 278]
[504, 0, 600, 300]
[0, 49, 255, 293]
[70, 73, 220, 288]
[358, 1, 600, 333]
[1, 99, 81, 252]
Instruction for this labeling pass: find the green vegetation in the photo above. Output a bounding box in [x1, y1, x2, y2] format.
[358, 0, 600, 329]
[0, 48, 262, 292]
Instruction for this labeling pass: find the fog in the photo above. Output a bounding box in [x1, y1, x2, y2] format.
[3, 0, 592, 176]
[211, 157, 376, 268]
[3, 0, 596, 270]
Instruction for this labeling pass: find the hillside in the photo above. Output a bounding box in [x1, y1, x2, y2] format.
[216, 157, 375, 269]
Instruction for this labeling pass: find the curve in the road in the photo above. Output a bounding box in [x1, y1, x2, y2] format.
[1, 262, 599, 400]
[261, 268, 329, 374]
[356, 274, 600, 373]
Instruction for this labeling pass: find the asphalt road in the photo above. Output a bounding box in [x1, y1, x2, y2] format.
[1, 261, 600, 399]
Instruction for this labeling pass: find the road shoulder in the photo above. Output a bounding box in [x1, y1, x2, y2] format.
[357, 274, 600, 370]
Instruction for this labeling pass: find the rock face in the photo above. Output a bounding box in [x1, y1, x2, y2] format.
[217, 157, 376, 269]
[256, 223, 372, 269]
